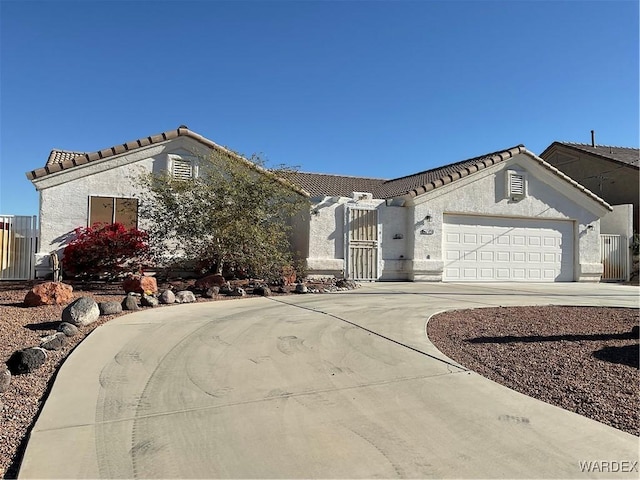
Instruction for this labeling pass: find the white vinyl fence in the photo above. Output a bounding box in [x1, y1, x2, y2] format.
[600, 234, 629, 282]
[0, 215, 37, 281]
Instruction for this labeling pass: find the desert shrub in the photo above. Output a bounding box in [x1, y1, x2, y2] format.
[62, 223, 150, 280]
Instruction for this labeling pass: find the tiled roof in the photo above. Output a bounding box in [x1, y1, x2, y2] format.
[280, 171, 387, 198]
[29, 127, 194, 180]
[27, 127, 610, 209]
[27, 126, 309, 196]
[542, 142, 639, 168]
[47, 149, 88, 165]
[376, 146, 525, 198]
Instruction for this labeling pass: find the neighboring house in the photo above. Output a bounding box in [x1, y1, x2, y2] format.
[27, 126, 612, 282]
[539, 142, 639, 233]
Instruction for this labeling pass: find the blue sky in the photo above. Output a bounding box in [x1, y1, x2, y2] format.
[1, 0, 638, 217]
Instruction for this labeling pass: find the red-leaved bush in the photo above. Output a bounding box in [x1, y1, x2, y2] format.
[62, 223, 150, 279]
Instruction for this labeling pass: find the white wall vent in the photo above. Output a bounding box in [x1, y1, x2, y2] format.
[506, 170, 527, 200]
[168, 155, 198, 180]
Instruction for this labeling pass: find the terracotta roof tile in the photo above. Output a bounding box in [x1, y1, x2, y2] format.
[280, 172, 387, 198]
[46, 149, 88, 166]
[375, 145, 525, 198]
[28, 128, 609, 210]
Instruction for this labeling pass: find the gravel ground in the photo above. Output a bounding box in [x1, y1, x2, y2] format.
[428, 305, 639, 437]
[1, 284, 638, 478]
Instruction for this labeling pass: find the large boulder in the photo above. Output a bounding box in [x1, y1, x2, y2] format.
[159, 289, 176, 304]
[62, 297, 100, 326]
[175, 291, 196, 303]
[0, 367, 10, 393]
[99, 301, 123, 315]
[295, 283, 308, 294]
[194, 274, 226, 292]
[40, 332, 68, 351]
[123, 275, 158, 295]
[7, 348, 47, 374]
[23, 282, 73, 307]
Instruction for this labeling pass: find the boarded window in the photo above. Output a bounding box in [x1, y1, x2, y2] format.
[89, 196, 138, 229]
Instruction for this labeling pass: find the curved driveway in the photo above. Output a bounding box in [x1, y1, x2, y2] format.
[20, 282, 639, 478]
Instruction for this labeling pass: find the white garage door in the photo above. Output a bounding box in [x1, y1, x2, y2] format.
[443, 215, 574, 282]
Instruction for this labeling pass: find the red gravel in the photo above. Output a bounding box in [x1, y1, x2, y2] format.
[428, 306, 639, 437]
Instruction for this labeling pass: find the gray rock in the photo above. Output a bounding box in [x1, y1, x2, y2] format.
[40, 332, 68, 351]
[99, 301, 123, 315]
[121, 294, 140, 311]
[219, 283, 233, 295]
[62, 297, 100, 326]
[203, 286, 219, 298]
[228, 287, 246, 297]
[159, 289, 176, 304]
[253, 285, 271, 296]
[7, 347, 47, 374]
[0, 367, 10, 393]
[58, 322, 79, 337]
[175, 290, 196, 303]
[295, 283, 308, 294]
[141, 294, 160, 307]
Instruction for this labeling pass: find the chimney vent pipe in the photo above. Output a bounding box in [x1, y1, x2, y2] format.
[591, 130, 596, 147]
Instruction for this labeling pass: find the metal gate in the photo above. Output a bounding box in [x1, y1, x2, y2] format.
[600, 234, 628, 282]
[0, 215, 37, 280]
[345, 206, 380, 281]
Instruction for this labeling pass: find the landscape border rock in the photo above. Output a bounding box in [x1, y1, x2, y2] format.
[62, 297, 100, 327]
[23, 282, 74, 307]
[6, 347, 48, 375]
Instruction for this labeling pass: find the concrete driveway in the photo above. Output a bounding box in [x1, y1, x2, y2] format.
[19, 282, 639, 479]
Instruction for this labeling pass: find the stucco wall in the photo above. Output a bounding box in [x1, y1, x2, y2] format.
[542, 149, 639, 232]
[407, 155, 606, 282]
[304, 196, 410, 279]
[600, 204, 633, 238]
[31, 139, 204, 276]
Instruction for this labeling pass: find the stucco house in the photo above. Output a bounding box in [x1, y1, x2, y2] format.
[27, 126, 612, 282]
[539, 140, 639, 233]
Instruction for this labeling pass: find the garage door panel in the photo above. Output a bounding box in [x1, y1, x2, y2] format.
[443, 215, 574, 282]
[512, 252, 526, 262]
[496, 252, 509, 262]
[480, 251, 494, 262]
